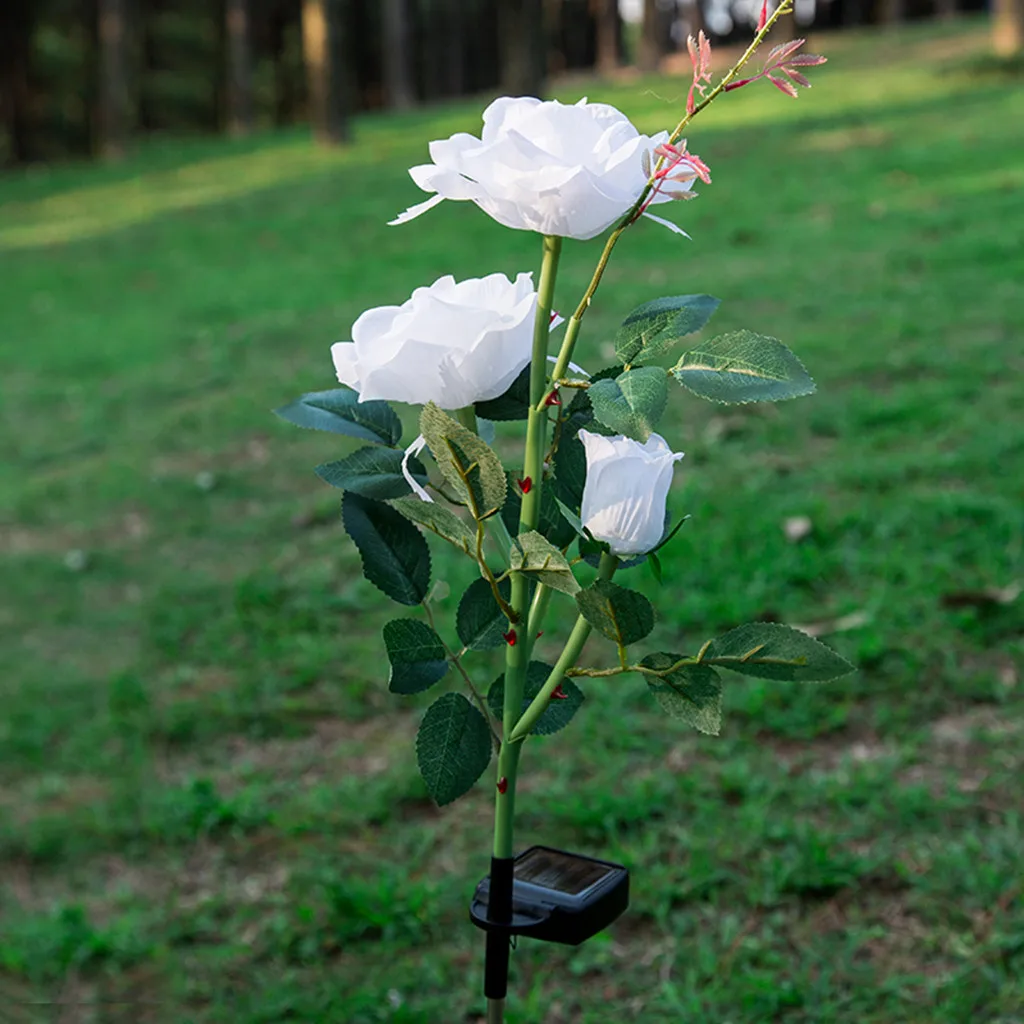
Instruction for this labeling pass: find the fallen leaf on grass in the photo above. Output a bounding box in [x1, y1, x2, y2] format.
[783, 515, 813, 542]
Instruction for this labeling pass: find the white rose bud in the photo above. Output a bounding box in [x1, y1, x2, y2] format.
[579, 430, 684, 556]
[331, 272, 536, 409]
[390, 96, 691, 241]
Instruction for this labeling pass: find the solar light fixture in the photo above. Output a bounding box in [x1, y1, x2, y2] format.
[470, 846, 629, 1001]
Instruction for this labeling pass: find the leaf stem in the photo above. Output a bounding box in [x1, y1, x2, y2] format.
[507, 552, 618, 744]
[422, 600, 500, 752]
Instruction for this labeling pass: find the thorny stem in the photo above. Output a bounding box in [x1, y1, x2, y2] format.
[507, 552, 619, 744]
[668, 0, 795, 143]
[546, 2, 793, 391]
[492, 235, 563, 863]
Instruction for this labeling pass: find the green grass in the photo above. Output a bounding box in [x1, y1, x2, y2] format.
[2, 18, 1023, 1023]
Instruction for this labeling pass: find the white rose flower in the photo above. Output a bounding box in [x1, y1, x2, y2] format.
[579, 429, 684, 556]
[389, 96, 692, 241]
[331, 272, 536, 409]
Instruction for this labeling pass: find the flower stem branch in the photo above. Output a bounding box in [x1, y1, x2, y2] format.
[546, 9, 792, 388]
[492, 234, 563, 865]
[521, 235, 563, 530]
[508, 552, 618, 743]
[668, 0, 794, 143]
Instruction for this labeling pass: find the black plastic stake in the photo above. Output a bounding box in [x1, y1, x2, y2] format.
[483, 856, 515, 1000]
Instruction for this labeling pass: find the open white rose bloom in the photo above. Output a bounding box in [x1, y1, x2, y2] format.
[389, 96, 688, 240]
[331, 272, 536, 409]
[579, 430, 685, 555]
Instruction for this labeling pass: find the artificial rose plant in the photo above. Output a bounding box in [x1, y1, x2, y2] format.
[277, 7, 849, 1021]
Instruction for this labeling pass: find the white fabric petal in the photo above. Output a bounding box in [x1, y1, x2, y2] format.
[391, 96, 698, 240]
[641, 212, 692, 238]
[402, 435, 433, 503]
[578, 430, 684, 555]
[332, 272, 538, 410]
[388, 193, 445, 226]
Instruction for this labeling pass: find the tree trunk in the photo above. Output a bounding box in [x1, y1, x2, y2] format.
[879, 0, 906, 24]
[0, 0, 36, 165]
[499, 0, 546, 98]
[302, 0, 349, 144]
[638, 0, 664, 73]
[593, 0, 619, 75]
[382, 0, 415, 108]
[225, 0, 253, 135]
[993, 0, 1024, 54]
[98, 0, 129, 159]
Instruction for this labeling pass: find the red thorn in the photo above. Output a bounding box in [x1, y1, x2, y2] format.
[535, 631, 543, 639]
[517, 476, 532, 494]
[551, 683, 569, 700]
[544, 391, 561, 407]
[757, 0, 768, 32]
[497, 777, 508, 794]
[502, 629, 517, 647]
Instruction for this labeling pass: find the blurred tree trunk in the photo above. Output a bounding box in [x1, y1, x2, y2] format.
[679, 0, 706, 38]
[638, 0, 665, 72]
[302, 0, 349, 144]
[270, 3, 295, 126]
[225, 0, 254, 134]
[593, 0, 619, 74]
[993, 0, 1024, 53]
[98, 0, 130, 158]
[0, 0, 37, 164]
[499, 0, 546, 97]
[935, 0, 957, 17]
[879, 0, 906, 24]
[382, 0, 415, 108]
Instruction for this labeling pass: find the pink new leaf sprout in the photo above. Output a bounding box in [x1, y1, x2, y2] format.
[635, 140, 712, 219]
[724, 38, 826, 97]
[686, 31, 713, 116]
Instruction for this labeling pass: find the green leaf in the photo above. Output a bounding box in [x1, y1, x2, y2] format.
[704, 622, 854, 682]
[554, 497, 586, 538]
[567, 365, 623, 418]
[420, 403, 507, 521]
[456, 577, 512, 651]
[588, 367, 668, 442]
[274, 389, 402, 446]
[416, 693, 492, 806]
[640, 654, 722, 735]
[510, 531, 581, 596]
[552, 417, 588, 510]
[671, 331, 816, 404]
[389, 497, 475, 557]
[342, 492, 431, 606]
[315, 447, 427, 500]
[576, 580, 655, 646]
[474, 366, 530, 421]
[383, 619, 449, 694]
[615, 295, 721, 364]
[487, 662, 584, 736]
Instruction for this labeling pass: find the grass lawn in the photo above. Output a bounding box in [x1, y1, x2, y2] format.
[1, 17, 1023, 1023]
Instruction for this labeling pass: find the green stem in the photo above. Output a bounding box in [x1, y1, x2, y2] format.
[508, 552, 618, 744]
[520, 235, 562, 530]
[544, 7, 793, 393]
[492, 234, 563, 862]
[525, 583, 552, 660]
